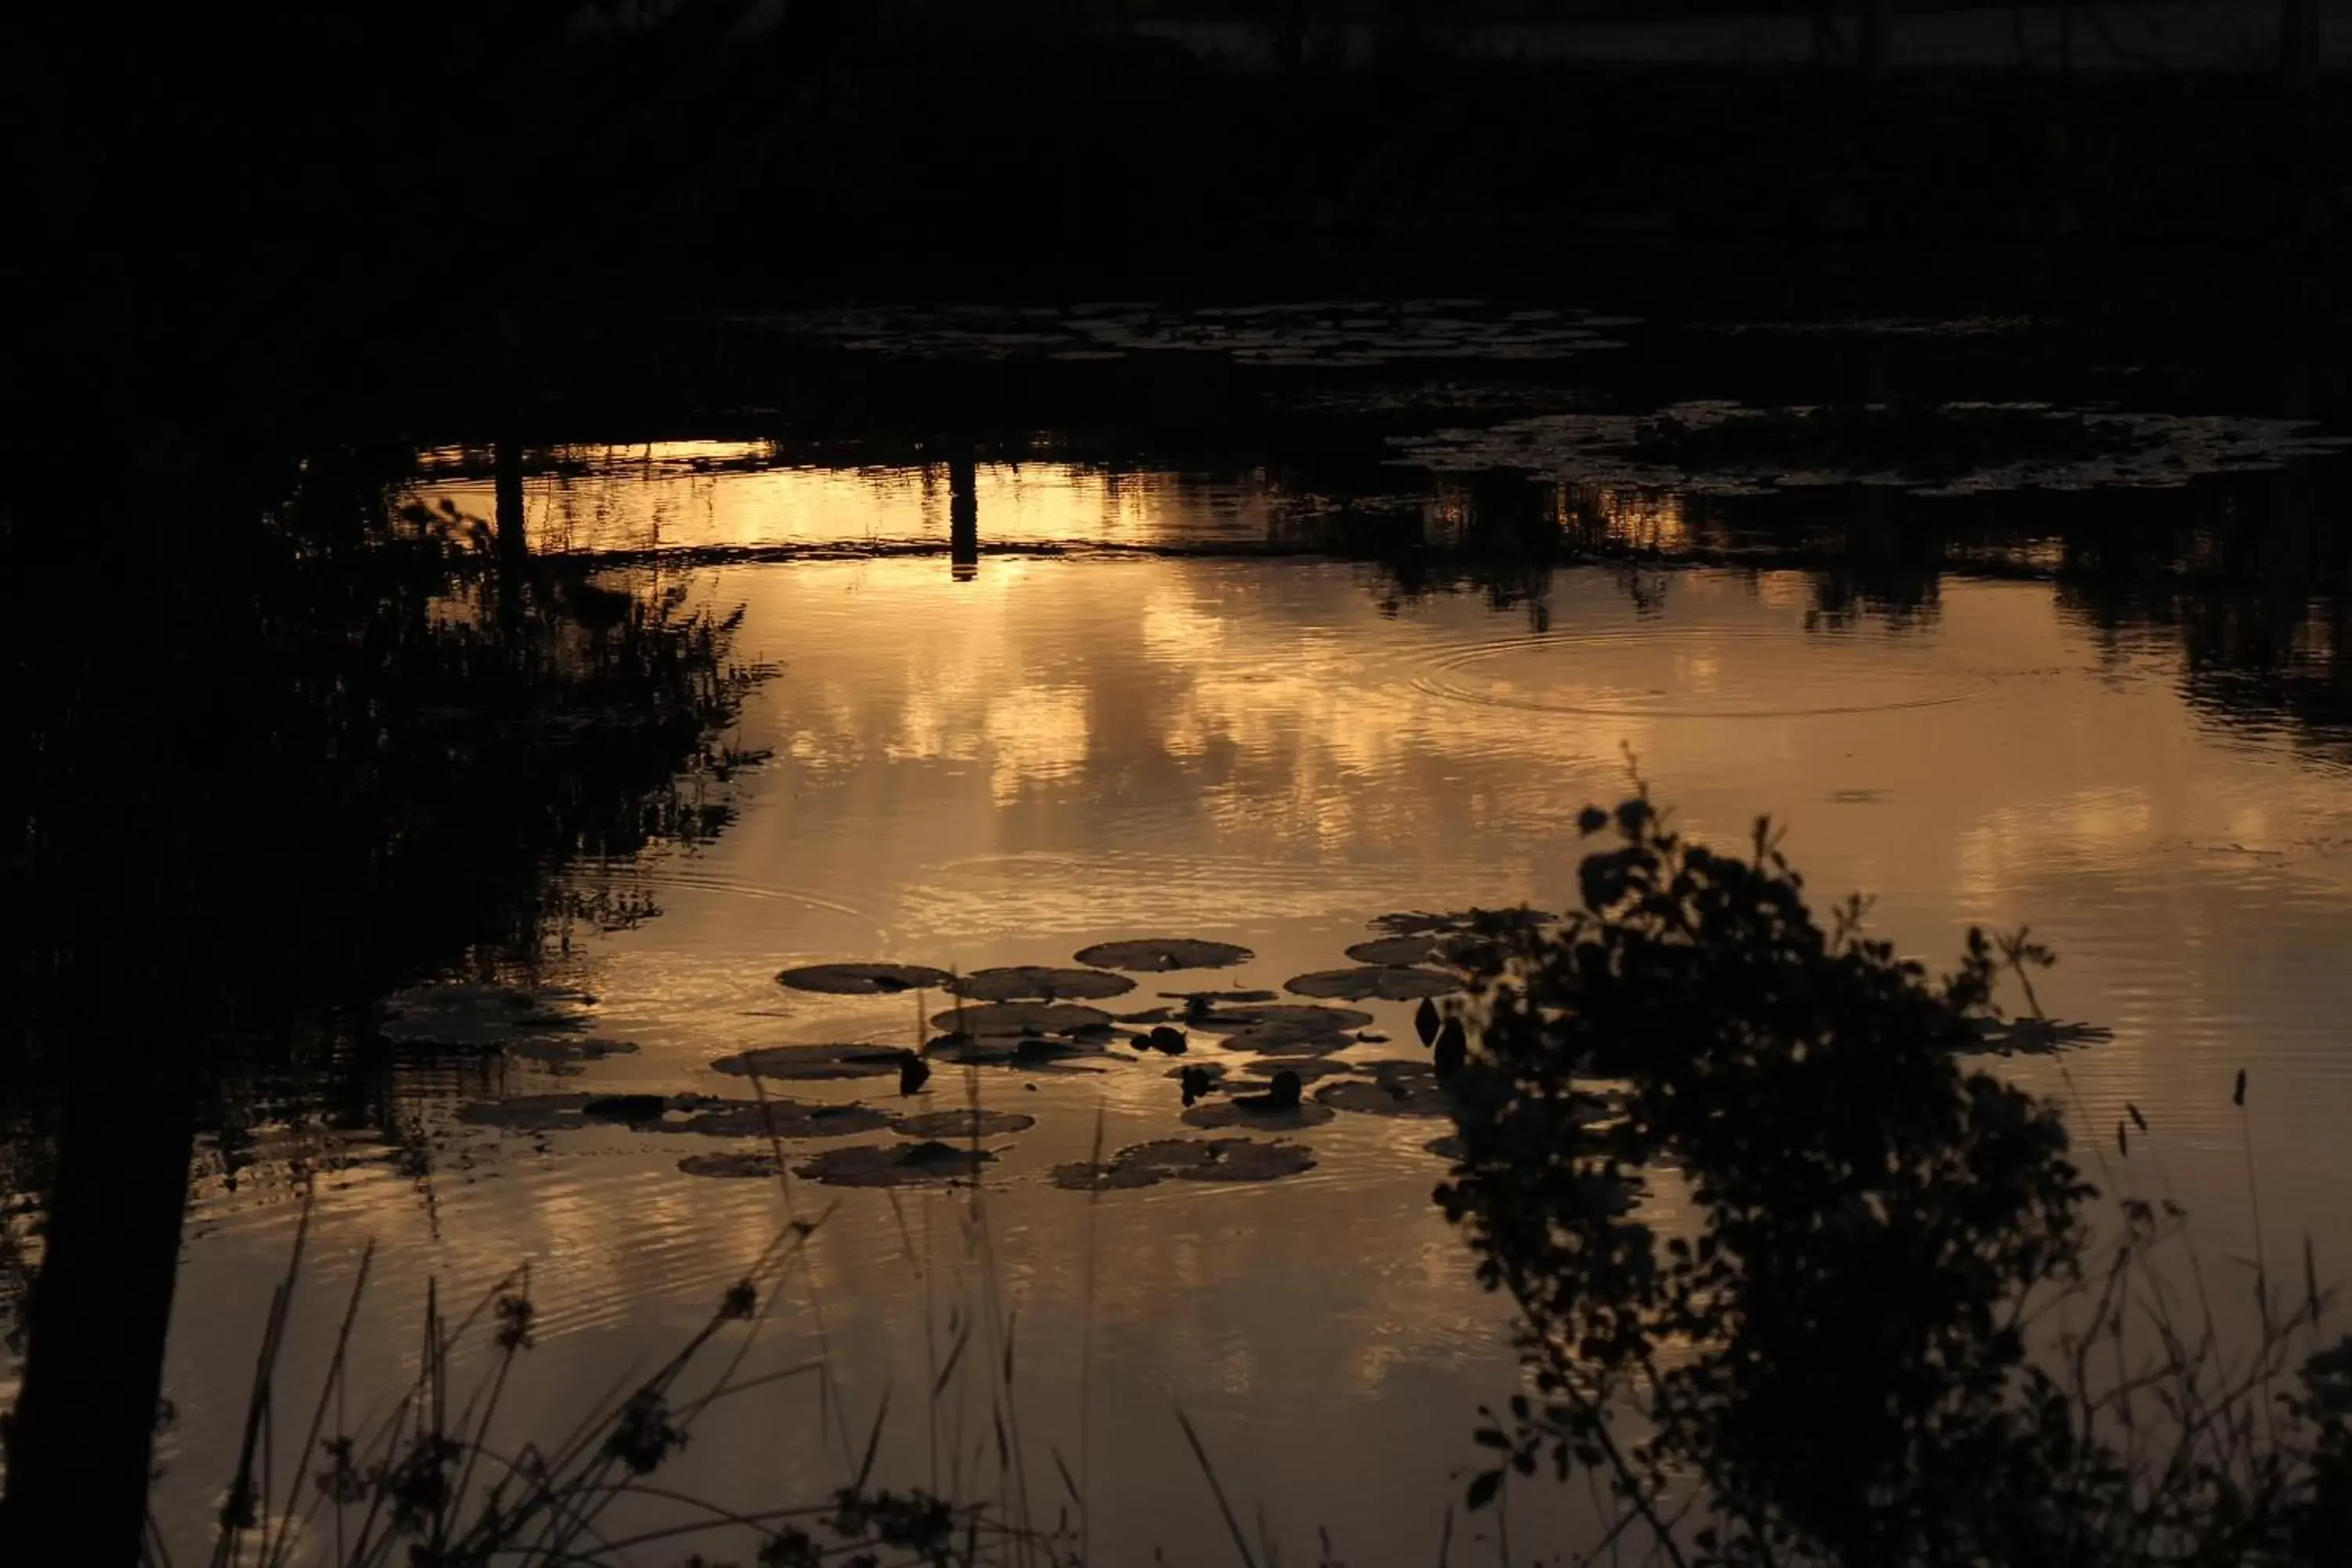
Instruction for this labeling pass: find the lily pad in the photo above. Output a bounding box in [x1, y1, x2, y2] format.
[796, 1140, 996, 1187]
[1158, 989, 1279, 1006]
[892, 1109, 1037, 1139]
[945, 966, 1135, 1002]
[1073, 938, 1255, 972]
[678, 1150, 782, 1179]
[1188, 1004, 1374, 1035]
[775, 963, 954, 996]
[709, 1044, 909, 1081]
[664, 1101, 895, 1139]
[929, 1002, 1116, 1037]
[1116, 1138, 1319, 1183]
[1285, 966, 1461, 1002]
[1344, 935, 1443, 966]
[923, 1034, 1109, 1073]
[1218, 1025, 1358, 1056]
[1316, 1063, 1457, 1118]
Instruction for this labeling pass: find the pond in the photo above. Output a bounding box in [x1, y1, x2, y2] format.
[27, 310, 2352, 1564]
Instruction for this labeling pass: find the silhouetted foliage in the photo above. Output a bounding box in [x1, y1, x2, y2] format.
[1438, 791, 2350, 1564]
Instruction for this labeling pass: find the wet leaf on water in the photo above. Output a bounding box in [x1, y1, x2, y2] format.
[1157, 989, 1280, 1005]
[945, 966, 1136, 1002]
[1165, 1062, 1229, 1084]
[1345, 935, 1443, 967]
[796, 1141, 997, 1188]
[892, 1109, 1037, 1139]
[677, 1150, 782, 1179]
[775, 963, 955, 996]
[923, 1034, 1110, 1073]
[666, 1102, 895, 1139]
[1114, 1007, 1174, 1024]
[929, 1001, 1117, 1037]
[1316, 1064, 1458, 1118]
[1285, 966, 1461, 1002]
[1186, 1004, 1374, 1035]
[1116, 1138, 1319, 1183]
[1074, 938, 1256, 972]
[709, 1044, 909, 1081]
[1369, 907, 1552, 937]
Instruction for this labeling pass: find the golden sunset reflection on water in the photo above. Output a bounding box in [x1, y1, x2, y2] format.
[153, 501, 2352, 1563]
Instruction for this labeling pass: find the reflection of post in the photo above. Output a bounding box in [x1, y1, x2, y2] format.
[495, 437, 527, 561]
[949, 452, 978, 583]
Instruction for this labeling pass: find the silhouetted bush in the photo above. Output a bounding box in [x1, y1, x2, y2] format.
[1439, 789, 2350, 1565]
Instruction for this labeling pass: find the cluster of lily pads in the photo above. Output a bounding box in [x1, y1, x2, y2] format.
[390, 903, 2111, 1191]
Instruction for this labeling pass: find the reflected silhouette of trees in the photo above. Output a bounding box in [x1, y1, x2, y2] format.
[0, 447, 765, 1561]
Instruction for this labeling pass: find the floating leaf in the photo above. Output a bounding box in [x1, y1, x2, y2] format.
[709, 1044, 909, 1081]
[1345, 935, 1443, 967]
[924, 1033, 1110, 1073]
[1074, 938, 1255, 972]
[1053, 1137, 1318, 1189]
[663, 1101, 894, 1139]
[796, 1141, 996, 1188]
[892, 1109, 1037, 1139]
[775, 963, 954, 996]
[946, 967, 1135, 1002]
[928, 1002, 1116, 1037]
[1285, 966, 1461, 1002]
[1315, 1063, 1458, 1118]
[1187, 1004, 1374, 1035]
[1158, 989, 1279, 1006]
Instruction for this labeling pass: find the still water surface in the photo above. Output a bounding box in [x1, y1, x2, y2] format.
[153, 454, 2352, 1563]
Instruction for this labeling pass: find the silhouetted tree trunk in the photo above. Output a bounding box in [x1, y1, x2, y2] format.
[0, 1058, 198, 1565]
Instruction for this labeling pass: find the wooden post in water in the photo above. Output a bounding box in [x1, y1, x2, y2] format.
[950, 452, 979, 582]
